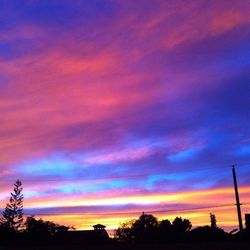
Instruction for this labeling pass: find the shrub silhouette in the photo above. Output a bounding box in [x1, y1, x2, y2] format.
[25, 216, 58, 236]
[190, 225, 228, 241]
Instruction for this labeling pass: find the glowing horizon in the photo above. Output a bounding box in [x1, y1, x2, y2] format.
[1, 0, 250, 232]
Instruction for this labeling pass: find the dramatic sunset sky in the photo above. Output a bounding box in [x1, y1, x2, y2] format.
[0, 0, 250, 232]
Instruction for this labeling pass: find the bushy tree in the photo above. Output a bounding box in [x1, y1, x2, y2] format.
[131, 213, 158, 243]
[159, 219, 171, 230]
[115, 213, 159, 243]
[132, 213, 158, 231]
[0, 180, 24, 231]
[190, 225, 228, 241]
[172, 216, 192, 241]
[115, 220, 135, 243]
[172, 217, 192, 233]
[158, 219, 172, 242]
[115, 214, 194, 243]
[26, 216, 56, 235]
[25, 216, 71, 236]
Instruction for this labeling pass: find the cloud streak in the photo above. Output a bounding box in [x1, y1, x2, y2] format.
[0, 0, 250, 230]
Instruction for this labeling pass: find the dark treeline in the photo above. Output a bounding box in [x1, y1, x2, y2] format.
[0, 180, 249, 246]
[114, 212, 230, 244]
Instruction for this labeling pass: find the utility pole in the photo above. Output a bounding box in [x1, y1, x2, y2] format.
[232, 165, 243, 232]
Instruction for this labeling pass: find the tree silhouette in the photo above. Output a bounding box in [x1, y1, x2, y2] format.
[132, 213, 158, 231]
[158, 219, 172, 243]
[115, 214, 195, 243]
[190, 225, 228, 242]
[115, 219, 135, 243]
[131, 213, 158, 243]
[172, 217, 192, 241]
[115, 214, 159, 243]
[210, 213, 217, 228]
[0, 180, 24, 232]
[172, 217, 192, 233]
[25, 216, 58, 236]
[159, 219, 171, 230]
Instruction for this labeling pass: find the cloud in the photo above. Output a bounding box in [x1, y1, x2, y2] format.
[0, 0, 250, 230]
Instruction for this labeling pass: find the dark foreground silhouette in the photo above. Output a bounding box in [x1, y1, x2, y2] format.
[0, 213, 250, 249]
[0, 242, 250, 250]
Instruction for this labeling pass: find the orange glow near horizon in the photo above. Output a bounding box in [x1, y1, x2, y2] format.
[1, 186, 249, 232]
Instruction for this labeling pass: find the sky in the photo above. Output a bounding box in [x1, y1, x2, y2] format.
[0, 0, 250, 232]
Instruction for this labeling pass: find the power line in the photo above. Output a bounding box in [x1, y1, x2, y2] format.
[22, 203, 250, 217]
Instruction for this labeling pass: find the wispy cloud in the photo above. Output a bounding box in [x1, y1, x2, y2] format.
[0, 0, 250, 230]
